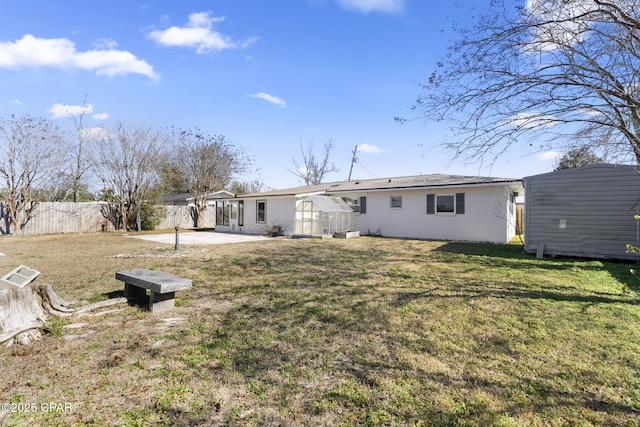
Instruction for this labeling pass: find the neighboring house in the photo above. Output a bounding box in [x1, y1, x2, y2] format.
[160, 190, 234, 206]
[523, 164, 640, 260]
[215, 174, 523, 243]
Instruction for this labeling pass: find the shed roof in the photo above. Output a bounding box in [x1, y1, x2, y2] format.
[235, 174, 522, 198]
[523, 163, 638, 182]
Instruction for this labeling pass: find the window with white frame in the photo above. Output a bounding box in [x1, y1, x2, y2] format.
[427, 193, 465, 215]
[256, 200, 266, 223]
[390, 196, 403, 209]
[437, 195, 455, 213]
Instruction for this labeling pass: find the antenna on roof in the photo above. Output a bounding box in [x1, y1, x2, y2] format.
[348, 145, 358, 181]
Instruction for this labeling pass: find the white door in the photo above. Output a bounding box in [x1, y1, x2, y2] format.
[229, 201, 239, 232]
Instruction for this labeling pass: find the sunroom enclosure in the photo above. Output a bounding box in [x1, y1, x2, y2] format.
[294, 195, 355, 237]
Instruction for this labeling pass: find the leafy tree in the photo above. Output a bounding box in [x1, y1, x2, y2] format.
[163, 128, 250, 227]
[0, 114, 63, 234]
[406, 0, 640, 166]
[291, 139, 338, 185]
[555, 146, 605, 170]
[92, 123, 168, 231]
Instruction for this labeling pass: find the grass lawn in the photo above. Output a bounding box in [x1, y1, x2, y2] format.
[0, 233, 639, 426]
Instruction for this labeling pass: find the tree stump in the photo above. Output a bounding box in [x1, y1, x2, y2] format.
[0, 285, 47, 346]
[0, 284, 127, 346]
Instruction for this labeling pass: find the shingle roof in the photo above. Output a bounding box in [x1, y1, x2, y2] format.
[235, 174, 522, 198]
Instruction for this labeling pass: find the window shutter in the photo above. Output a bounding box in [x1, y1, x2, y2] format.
[426, 194, 435, 214]
[456, 193, 465, 214]
[360, 197, 367, 214]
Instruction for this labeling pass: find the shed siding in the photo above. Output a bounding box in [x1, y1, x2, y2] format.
[334, 185, 517, 243]
[524, 164, 640, 260]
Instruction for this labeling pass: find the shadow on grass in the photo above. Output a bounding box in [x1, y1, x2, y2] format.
[433, 241, 640, 302]
[192, 238, 640, 424]
[103, 289, 124, 299]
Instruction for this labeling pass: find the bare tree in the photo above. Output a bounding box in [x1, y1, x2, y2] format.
[291, 139, 338, 185]
[66, 98, 95, 203]
[229, 177, 269, 195]
[164, 128, 249, 227]
[405, 0, 640, 166]
[0, 115, 63, 234]
[93, 123, 168, 231]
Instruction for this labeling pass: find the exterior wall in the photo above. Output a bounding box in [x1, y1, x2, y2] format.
[217, 198, 296, 236]
[524, 164, 640, 260]
[217, 183, 521, 243]
[333, 184, 519, 243]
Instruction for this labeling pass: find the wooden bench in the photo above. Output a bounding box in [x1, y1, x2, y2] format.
[115, 269, 192, 313]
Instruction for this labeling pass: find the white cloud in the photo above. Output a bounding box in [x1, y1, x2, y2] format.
[537, 151, 561, 161]
[80, 127, 110, 140]
[94, 38, 119, 50]
[147, 11, 258, 54]
[578, 107, 603, 117]
[0, 34, 157, 79]
[10, 99, 22, 105]
[48, 103, 94, 118]
[358, 143, 384, 154]
[250, 92, 287, 108]
[524, 0, 596, 53]
[334, 0, 405, 14]
[48, 103, 109, 121]
[508, 112, 557, 129]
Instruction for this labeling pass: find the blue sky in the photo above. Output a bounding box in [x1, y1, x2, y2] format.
[0, 0, 558, 190]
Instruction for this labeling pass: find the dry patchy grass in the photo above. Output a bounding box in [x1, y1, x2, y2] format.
[0, 233, 639, 426]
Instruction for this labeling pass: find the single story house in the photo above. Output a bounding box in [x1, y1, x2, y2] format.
[160, 190, 234, 207]
[524, 164, 640, 260]
[159, 190, 234, 229]
[214, 174, 524, 243]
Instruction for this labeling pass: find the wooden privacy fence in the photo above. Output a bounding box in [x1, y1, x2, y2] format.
[156, 205, 215, 230]
[516, 203, 524, 235]
[0, 202, 215, 235]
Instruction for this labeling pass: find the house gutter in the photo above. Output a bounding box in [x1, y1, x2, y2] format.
[325, 180, 523, 195]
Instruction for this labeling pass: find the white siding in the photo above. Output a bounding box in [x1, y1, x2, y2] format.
[226, 198, 296, 236]
[219, 184, 520, 243]
[335, 185, 518, 243]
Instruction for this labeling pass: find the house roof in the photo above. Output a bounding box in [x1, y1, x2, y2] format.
[160, 190, 235, 204]
[234, 174, 522, 198]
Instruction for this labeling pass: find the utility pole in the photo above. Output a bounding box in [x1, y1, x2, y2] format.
[348, 145, 358, 181]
